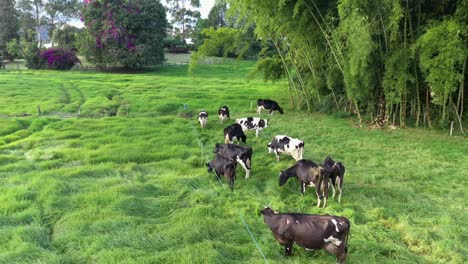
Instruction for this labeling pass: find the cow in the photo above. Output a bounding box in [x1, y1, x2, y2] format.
[223, 123, 247, 144]
[257, 99, 284, 115]
[323, 156, 345, 203]
[218, 106, 230, 123]
[260, 207, 350, 263]
[235, 117, 268, 137]
[279, 159, 329, 207]
[267, 135, 304, 161]
[206, 153, 237, 190]
[214, 143, 253, 178]
[198, 110, 208, 128]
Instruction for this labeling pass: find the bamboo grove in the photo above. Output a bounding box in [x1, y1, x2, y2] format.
[227, 0, 467, 129]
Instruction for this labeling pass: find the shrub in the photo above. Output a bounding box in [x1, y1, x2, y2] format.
[40, 48, 80, 70]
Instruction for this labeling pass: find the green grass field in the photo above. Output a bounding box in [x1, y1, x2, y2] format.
[0, 61, 466, 264]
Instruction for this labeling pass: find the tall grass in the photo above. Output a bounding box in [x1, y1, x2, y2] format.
[0, 62, 466, 263]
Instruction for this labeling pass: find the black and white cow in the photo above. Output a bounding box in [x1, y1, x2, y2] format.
[214, 143, 253, 178]
[218, 105, 230, 123]
[323, 156, 345, 203]
[235, 117, 268, 137]
[279, 159, 329, 207]
[223, 123, 247, 144]
[260, 207, 350, 263]
[206, 153, 237, 190]
[198, 110, 208, 128]
[257, 99, 284, 115]
[267, 135, 304, 161]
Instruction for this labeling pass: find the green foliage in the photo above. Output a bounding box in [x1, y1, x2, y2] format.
[52, 25, 81, 50]
[337, 5, 375, 103]
[197, 27, 246, 58]
[82, 0, 167, 69]
[418, 20, 466, 107]
[6, 39, 21, 59]
[0, 0, 19, 59]
[227, 0, 467, 125]
[165, 0, 201, 41]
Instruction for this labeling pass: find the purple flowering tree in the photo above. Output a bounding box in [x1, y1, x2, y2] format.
[81, 0, 167, 69]
[40, 48, 80, 70]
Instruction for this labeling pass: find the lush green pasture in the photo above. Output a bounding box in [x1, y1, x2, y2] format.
[0, 62, 466, 264]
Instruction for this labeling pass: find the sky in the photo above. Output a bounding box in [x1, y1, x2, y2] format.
[69, 0, 216, 28]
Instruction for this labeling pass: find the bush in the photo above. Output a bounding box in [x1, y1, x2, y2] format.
[40, 48, 80, 70]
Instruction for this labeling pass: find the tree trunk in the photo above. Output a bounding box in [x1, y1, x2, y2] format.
[425, 87, 432, 128]
[35, 1, 41, 47]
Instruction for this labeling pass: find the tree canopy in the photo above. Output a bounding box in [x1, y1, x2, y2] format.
[226, 0, 467, 129]
[81, 0, 167, 69]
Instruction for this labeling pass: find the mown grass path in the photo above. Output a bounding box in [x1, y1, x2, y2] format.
[0, 62, 467, 263]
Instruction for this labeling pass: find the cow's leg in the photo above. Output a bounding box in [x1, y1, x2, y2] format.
[301, 181, 306, 195]
[275, 151, 280, 161]
[255, 128, 259, 137]
[337, 176, 342, 203]
[236, 156, 250, 179]
[229, 177, 234, 191]
[284, 241, 293, 256]
[269, 109, 274, 116]
[323, 178, 329, 207]
[316, 192, 321, 207]
[336, 240, 347, 263]
[224, 134, 230, 144]
[330, 181, 336, 199]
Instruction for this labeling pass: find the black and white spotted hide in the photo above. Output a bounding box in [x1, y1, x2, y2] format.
[267, 135, 304, 161]
[235, 117, 268, 137]
[198, 110, 208, 128]
[218, 106, 230, 123]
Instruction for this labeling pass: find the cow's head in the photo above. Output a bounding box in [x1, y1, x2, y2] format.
[260, 207, 276, 216]
[279, 170, 289, 186]
[213, 143, 222, 153]
[206, 162, 213, 172]
[267, 143, 273, 153]
[278, 107, 284, 114]
[259, 119, 268, 128]
[324, 156, 333, 164]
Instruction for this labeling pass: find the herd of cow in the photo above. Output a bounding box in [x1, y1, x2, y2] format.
[198, 99, 350, 263]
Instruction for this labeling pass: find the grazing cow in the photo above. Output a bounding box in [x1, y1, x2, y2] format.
[267, 135, 304, 161]
[235, 117, 268, 137]
[198, 110, 208, 128]
[214, 143, 253, 178]
[279, 159, 329, 207]
[260, 207, 350, 263]
[223, 123, 247, 144]
[206, 153, 237, 190]
[218, 106, 230, 123]
[257, 99, 284, 115]
[323, 156, 345, 203]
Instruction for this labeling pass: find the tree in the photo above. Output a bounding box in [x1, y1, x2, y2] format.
[82, 0, 167, 69]
[166, 0, 200, 42]
[0, 0, 19, 60]
[52, 25, 81, 50]
[44, 0, 81, 43]
[207, 0, 228, 28]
